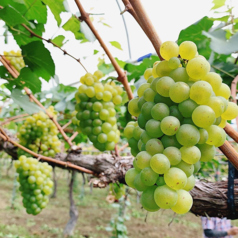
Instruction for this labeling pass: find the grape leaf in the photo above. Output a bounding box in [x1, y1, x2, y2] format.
[21, 41, 55, 81]
[211, 0, 226, 10]
[42, 0, 66, 26]
[52, 35, 66, 47]
[110, 41, 123, 50]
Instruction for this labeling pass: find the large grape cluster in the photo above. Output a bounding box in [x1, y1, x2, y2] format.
[17, 106, 61, 158]
[125, 40, 238, 215]
[4, 50, 25, 72]
[74, 70, 123, 151]
[14, 155, 53, 215]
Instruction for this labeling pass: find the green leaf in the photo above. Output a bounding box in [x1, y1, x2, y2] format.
[0, 5, 30, 27]
[94, 50, 99, 55]
[10, 89, 42, 114]
[63, 16, 88, 41]
[202, 30, 238, 54]
[51, 35, 66, 47]
[21, 41, 55, 81]
[42, 0, 66, 26]
[17, 68, 42, 93]
[211, 0, 226, 10]
[97, 58, 114, 74]
[110, 41, 123, 50]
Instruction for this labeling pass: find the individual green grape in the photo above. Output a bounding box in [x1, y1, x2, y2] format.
[156, 60, 173, 77]
[99, 109, 109, 121]
[140, 186, 160, 212]
[138, 114, 147, 129]
[169, 105, 183, 122]
[154, 185, 178, 209]
[128, 98, 141, 117]
[141, 101, 154, 120]
[145, 139, 164, 156]
[113, 95, 122, 105]
[138, 96, 146, 110]
[198, 128, 208, 144]
[143, 68, 153, 80]
[160, 41, 179, 60]
[156, 176, 166, 186]
[124, 125, 135, 139]
[125, 168, 139, 189]
[205, 96, 226, 118]
[192, 105, 216, 128]
[160, 116, 180, 136]
[133, 173, 149, 191]
[193, 161, 201, 174]
[179, 41, 197, 60]
[161, 135, 181, 149]
[145, 119, 163, 138]
[133, 126, 144, 141]
[175, 160, 194, 177]
[168, 57, 181, 69]
[206, 125, 226, 147]
[218, 118, 227, 128]
[186, 56, 210, 80]
[221, 102, 238, 120]
[133, 159, 141, 172]
[169, 67, 189, 83]
[150, 77, 160, 92]
[214, 117, 222, 126]
[197, 144, 216, 162]
[202, 72, 222, 92]
[180, 146, 201, 164]
[140, 167, 159, 186]
[190, 81, 213, 104]
[171, 189, 193, 214]
[163, 146, 181, 165]
[151, 103, 170, 121]
[176, 124, 200, 146]
[154, 94, 174, 106]
[169, 82, 190, 103]
[156, 76, 175, 97]
[147, 76, 154, 83]
[183, 175, 196, 191]
[135, 151, 152, 169]
[140, 131, 153, 144]
[214, 83, 231, 99]
[138, 83, 150, 97]
[143, 88, 157, 102]
[164, 167, 187, 190]
[150, 154, 170, 174]
[178, 99, 198, 118]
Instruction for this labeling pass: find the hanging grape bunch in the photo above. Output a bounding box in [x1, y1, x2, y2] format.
[14, 156, 53, 215]
[125, 40, 238, 215]
[4, 50, 25, 72]
[74, 70, 123, 151]
[17, 106, 61, 158]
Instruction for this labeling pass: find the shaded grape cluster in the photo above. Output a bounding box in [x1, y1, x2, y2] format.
[17, 106, 61, 158]
[125, 40, 238, 215]
[4, 50, 25, 72]
[15, 156, 53, 215]
[74, 70, 123, 151]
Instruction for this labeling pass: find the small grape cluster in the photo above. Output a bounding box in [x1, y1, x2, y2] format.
[74, 70, 123, 151]
[17, 107, 61, 158]
[125, 40, 238, 215]
[4, 50, 25, 72]
[15, 155, 53, 215]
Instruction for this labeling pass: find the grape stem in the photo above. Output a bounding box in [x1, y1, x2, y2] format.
[0, 128, 95, 175]
[0, 113, 29, 126]
[74, 0, 134, 100]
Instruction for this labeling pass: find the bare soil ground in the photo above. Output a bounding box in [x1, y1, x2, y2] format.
[0, 163, 207, 238]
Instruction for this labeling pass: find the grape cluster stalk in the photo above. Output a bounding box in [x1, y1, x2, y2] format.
[73, 70, 124, 151]
[125, 40, 238, 214]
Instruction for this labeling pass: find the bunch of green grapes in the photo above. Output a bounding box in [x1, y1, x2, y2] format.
[4, 50, 25, 72]
[125, 40, 238, 215]
[74, 70, 123, 151]
[17, 106, 61, 158]
[14, 155, 53, 215]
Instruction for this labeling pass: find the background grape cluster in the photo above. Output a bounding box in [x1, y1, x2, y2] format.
[14, 156, 53, 215]
[74, 70, 123, 151]
[17, 106, 61, 158]
[125, 40, 238, 215]
[4, 50, 25, 72]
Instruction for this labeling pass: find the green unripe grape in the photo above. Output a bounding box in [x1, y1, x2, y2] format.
[168, 57, 181, 69]
[156, 76, 175, 97]
[93, 126, 102, 135]
[145, 138, 164, 156]
[184, 175, 196, 191]
[97, 133, 107, 143]
[140, 131, 152, 144]
[163, 146, 181, 165]
[169, 105, 183, 122]
[215, 83, 231, 99]
[133, 173, 149, 192]
[138, 114, 147, 129]
[138, 96, 146, 109]
[193, 161, 201, 174]
[124, 125, 135, 139]
[133, 126, 144, 141]
[202, 72, 222, 92]
[154, 94, 174, 106]
[128, 137, 139, 151]
[198, 128, 208, 144]
[141, 101, 154, 120]
[125, 168, 139, 189]
[154, 185, 178, 209]
[138, 83, 150, 97]
[160, 116, 180, 136]
[135, 151, 151, 169]
[99, 109, 109, 121]
[205, 96, 226, 118]
[145, 119, 163, 138]
[178, 99, 198, 118]
[93, 101, 103, 112]
[156, 176, 166, 186]
[156, 60, 173, 77]
[133, 159, 141, 172]
[150, 77, 160, 92]
[143, 68, 153, 80]
[150, 154, 170, 174]
[221, 102, 238, 120]
[206, 125, 226, 147]
[176, 160, 194, 177]
[102, 91, 112, 102]
[169, 82, 190, 103]
[180, 146, 201, 164]
[143, 88, 157, 102]
[151, 103, 170, 121]
[128, 98, 141, 117]
[105, 141, 115, 151]
[181, 117, 196, 126]
[140, 167, 159, 186]
[102, 122, 112, 134]
[140, 186, 160, 212]
[160, 41, 179, 61]
[179, 41, 197, 60]
[147, 76, 154, 83]
[169, 67, 189, 83]
[161, 135, 181, 149]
